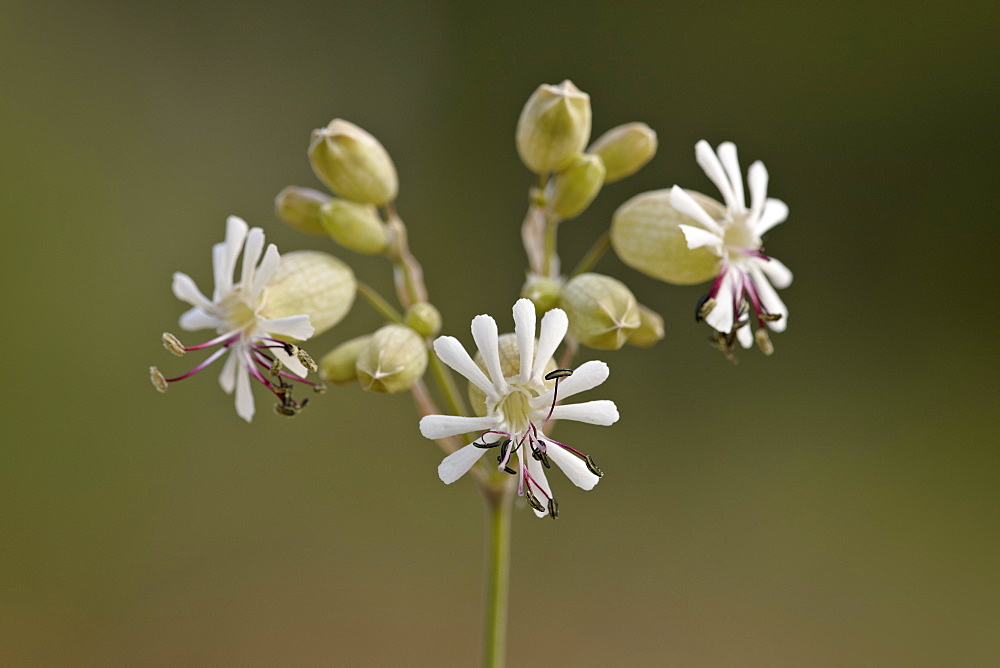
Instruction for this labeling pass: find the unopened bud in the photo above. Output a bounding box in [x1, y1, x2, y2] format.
[587, 122, 657, 183]
[468, 333, 557, 415]
[516, 80, 592, 174]
[611, 189, 721, 285]
[626, 304, 665, 348]
[559, 273, 640, 350]
[755, 328, 774, 356]
[319, 199, 389, 255]
[264, 251, 356, 337]
[319, 335, 371, 385]
[547, 153, 605, 220]
[356, 324, 428, 394]
[520, 274, 563, 314]
[308, 119, 398, 206]
[275, 186, 330, 236]
[405, 302, 442, 338]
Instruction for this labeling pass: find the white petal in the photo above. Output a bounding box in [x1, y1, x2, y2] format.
[695, 140, 738, 213]
[679, 224, 724, 251]
[433, 337, 494, 396]
[233, 364, 255, 422]
[179, 307, 222, 332]
[737, 323, 753, 348]
[513, 299, 536, 381]
[756, 198, 789, 236]
[218, 350, 238, 393]
[717, 142, 746, 211]
[524, 453, 553, 518]
[705, 269, 736, 333]
[240, 227, 265, 289]
[420, 414, 498, 440]
[546, 443, 600, 491]
[758, 256, 793, 289]
[750, 266, 789, 332]
[471, 314, 506, 392]
[261, 315, 314, 341]
[215, 217, 248, 298]
[747, 160, 769, 222]
[438, 443, 488, 484]
[250, 244, 280, 299]
[669, 186, 723, 235]
[550, 400, 619, 426]
[272, 344, 308, 377]
[530, 308, 568, 380]
[531, 359, 609, 408]
[172, 272, 215, 311]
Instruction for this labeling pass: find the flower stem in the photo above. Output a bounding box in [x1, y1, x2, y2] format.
[570, 229, 610, 277]
[482, 485, 513, 668]
[356, 281, 405, 324]
[542, 218, 558, 278]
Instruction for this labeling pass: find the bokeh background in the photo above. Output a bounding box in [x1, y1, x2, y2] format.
[2, 1, 997, 665]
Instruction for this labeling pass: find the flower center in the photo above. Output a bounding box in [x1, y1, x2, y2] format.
[498, 385, 534, 433]
[722, 214, 760, 256]
[220, 290, 258, 332]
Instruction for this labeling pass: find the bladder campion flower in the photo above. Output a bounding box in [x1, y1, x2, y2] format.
[419, 299, 619, 518]
[670, 140, 793, 356]
[150, 216, 341, 421]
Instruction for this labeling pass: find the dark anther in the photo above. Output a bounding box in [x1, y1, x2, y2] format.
[531, 447, 551, 469]
[695, 294, 711, 322]
[300, 398, 309, 409]
[503, 466, 517, 475]
[545, 368, 574, 381]
[762, 312, 783, 322]
[585, 455, 604, 478]
[283, 343, 296, 355]
[524, 489, 545, 513]
[547, 498, 559, 519]
[474, 437, 504, 449]
[273, 403, 297, 417]
[313, 384, 328, 394]
[497, 439, 511, 462]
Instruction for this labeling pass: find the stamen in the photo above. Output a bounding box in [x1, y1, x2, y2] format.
[149, 366, 168, 393]
[162, 333, 186, 356]
[761, 313, 782, 322]
[269, 358, 283, 377]
[297, 349, 318, 373]
[585, 455, 604, 478]
[696, 296, 717, 322]
[524, 489, 546, 513]
[544, 368, 574, 381]
[474, 436, 507, 449]
[531, 444, 551, 469]
[754, 329, 774, 356]
[547, 498, 559, 519]
[313, 383, 327, 394]
[273, 403, 298, 417]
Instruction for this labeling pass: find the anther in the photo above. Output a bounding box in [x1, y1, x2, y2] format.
[312, 383, 327, 394]
[732, 318, 750, 331]
[474, 437, 504, 449]
[754, 329, 774, 356]
[298, 349, 318, 373]
[532, 447, 551, 469]
[585, 455, 604, 478]
[149, 366, 168, 393]
[283, 343, 298, 356]
[547, 498, 559, 519]
[503, 466, 517, 475]
[525, 489, 546, 513]
[162, 332, 186, 356]
[273, 403, 298, 417]
[696, 297, 717, 322]
[761, 313, 783, 322]
[269, 358, 284, 377]
[545, 368, 574, 381]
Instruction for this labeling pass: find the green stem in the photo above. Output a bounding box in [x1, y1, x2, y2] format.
[570, 229, 610, 277]
[356, 281, 404, 324]
[482, 486, 513, 668]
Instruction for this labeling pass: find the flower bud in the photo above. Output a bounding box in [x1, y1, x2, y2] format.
[467, 333, 558, 416]
[520, 274, 562, 315]
[264, 251, 356, 337]
[587, 122, 657, 184]
[626, 304, 665, 348]
[356, 324, 428, 393]
[319, 198, 389, 255]
[405, 302, 442, 338]
[274, 186, 330, 235]
[516, 80, 592, 174]
[308, 119, 398, 206]
[610, 189, 721, 285]
[546, 153, 605, 220]
[559, 273, 640, 350]
[319, 335, 371, 385]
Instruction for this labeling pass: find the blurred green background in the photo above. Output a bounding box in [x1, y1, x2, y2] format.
[2, 0, 997, 665]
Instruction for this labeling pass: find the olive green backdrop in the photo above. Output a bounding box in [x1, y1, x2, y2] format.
[2, 1, 997, 665]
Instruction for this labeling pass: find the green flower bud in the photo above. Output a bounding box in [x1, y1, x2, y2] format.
[559, 273, 640, 350]
[319, 198, 389, 255]
[264, 251, 356, 337]
[547, 153, 605, 220]
[308, 119, 399, 206]
[274, 186, 330, 235]
[520, 274, 563, 315]
[626, 304, 665, 348]
[516, 80, 592, 174]
[356, 324, 428, 394]
[587, 122, 658, 184]
[467, 333, 558, 416]
[405, 302, 442, 338]
[610, 189, 721, 285]
[319, 335, 371, 385]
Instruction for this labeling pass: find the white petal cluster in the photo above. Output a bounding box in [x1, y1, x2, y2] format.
[669, 141, 793, 350]
[171, 216, 315, 421]
[419, 299, 618, 517]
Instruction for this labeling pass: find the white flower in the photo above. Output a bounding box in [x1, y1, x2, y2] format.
[419, 299, 619, 518]
[669, 140, 793, 355]
[151, 216, 319, 421]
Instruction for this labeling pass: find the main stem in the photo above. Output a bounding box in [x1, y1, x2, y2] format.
[482, 485, 513, 668]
